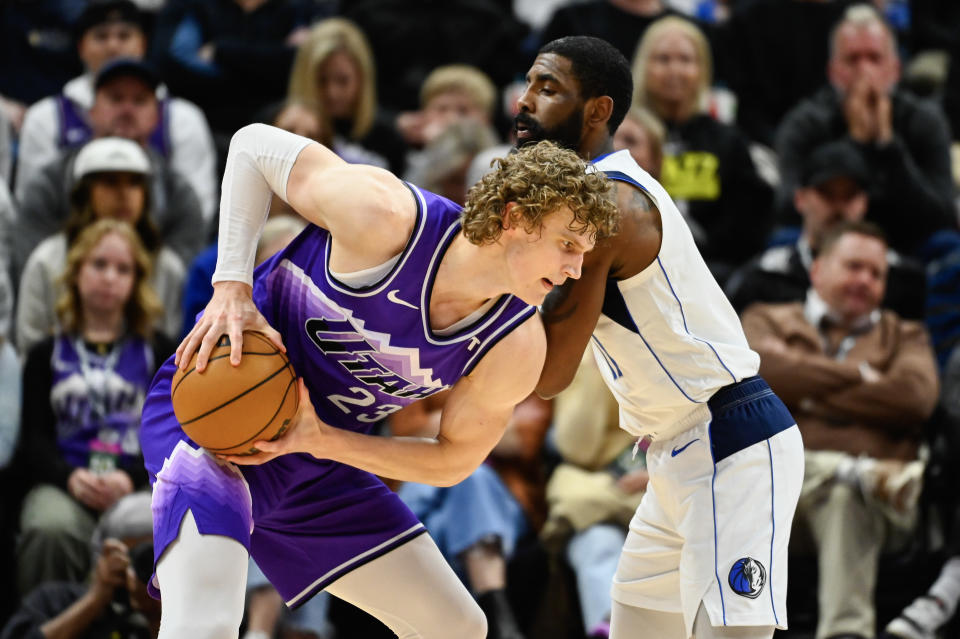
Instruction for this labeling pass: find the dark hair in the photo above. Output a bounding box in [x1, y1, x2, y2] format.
[67, 173, 160, 254]
[818, 220, 887, 257]
[538, 36, 633, 135]
[73, 0, 145, 42]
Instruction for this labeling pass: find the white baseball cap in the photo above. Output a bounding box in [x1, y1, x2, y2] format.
[72, 137, 151, 180]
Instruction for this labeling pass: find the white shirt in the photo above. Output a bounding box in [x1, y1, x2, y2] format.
[590, 150, 761, 440]
[17, 74, 218, 223]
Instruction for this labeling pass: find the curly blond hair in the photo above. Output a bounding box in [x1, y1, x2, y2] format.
[461, 140, 619, 245]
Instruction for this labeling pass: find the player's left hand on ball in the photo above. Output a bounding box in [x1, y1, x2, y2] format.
[177, 280, 285, 372]
[220, 379, 328, 465]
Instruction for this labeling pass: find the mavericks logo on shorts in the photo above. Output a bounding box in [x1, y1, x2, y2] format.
[728, 557, 766, 599]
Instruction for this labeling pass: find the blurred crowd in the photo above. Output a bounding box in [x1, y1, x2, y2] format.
[0, 1, 959, 638]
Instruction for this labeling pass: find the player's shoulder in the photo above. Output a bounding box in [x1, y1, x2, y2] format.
[598, 179, 661, 278]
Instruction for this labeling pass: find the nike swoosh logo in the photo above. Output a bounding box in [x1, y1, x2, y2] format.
[387, 289, 419, 310]
[671, 438, 700, 457]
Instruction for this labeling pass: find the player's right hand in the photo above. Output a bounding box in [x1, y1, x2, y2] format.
[176, 280, 285, 372]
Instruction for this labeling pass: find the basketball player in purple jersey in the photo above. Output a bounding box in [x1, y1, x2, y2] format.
[517, 37, 803, 639]
[139, 124, 618, 638]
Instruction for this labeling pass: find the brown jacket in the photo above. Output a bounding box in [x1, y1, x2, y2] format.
[742, 302, 939, 460]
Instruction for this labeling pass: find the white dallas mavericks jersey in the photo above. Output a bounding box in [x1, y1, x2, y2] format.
[590, 150, 759, 439]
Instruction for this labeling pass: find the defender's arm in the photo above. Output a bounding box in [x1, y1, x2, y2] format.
[536, 181, 661, 398]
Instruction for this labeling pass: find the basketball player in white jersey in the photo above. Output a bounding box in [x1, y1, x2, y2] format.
[519, 37, 804, 639]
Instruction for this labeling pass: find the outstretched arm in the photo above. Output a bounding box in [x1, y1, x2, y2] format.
[224, 316, 547, 487]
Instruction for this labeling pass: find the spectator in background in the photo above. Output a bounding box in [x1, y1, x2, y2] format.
[721, 0, 857, 147]
[0, 329, 17, 471]
[0, 325, 21, 628]
[0, 0, 84, 119]
[339, 0, 528, 116]
[881, 344, 960, 639]
[389, 391, 552, 639]
[286, 17, 406, 174]
[16, 137, 185, 354]
[942, 31, 960, 146]
[157, 0, 318, 140]
[396, 65, 499, 152]
[404, 119, 500, 206]
[271, 100, 388, 169]
[775, 3, 956, 257]
[726, 140, 927, 320]
[742, 221, 940, 639]
[612, 105, 665, 179]
[0, 177, 17, 631]
[540, 0, 674, 66]
[541, 353, 647, 639]
[12, 219, 172, 598]
[0, 105, 11, 186]
[13, 59, 204, 289]
[1, 491, 161, 639]
[0, 179, 14, 341]
[16, 0, 219, 224]
[632, 15, 773, 283]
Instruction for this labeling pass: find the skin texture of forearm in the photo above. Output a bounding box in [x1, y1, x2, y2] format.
[322, 427, 498, 487]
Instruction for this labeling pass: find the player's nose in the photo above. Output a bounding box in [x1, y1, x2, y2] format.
[563, 254, 584, 280]
[516, 87, 534, 113]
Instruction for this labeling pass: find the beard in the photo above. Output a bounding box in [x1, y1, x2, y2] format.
[515, 108, 583, 151]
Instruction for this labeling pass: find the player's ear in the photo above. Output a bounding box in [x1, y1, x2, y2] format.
[502, 202, 518, 229]
[585, 95, 613, 131]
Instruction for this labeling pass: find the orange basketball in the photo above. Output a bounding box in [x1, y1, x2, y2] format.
[171, 331, 298, 455]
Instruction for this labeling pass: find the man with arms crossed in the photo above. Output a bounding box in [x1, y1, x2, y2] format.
[139, 126, 618, 639]
[522, 36, 804, 639]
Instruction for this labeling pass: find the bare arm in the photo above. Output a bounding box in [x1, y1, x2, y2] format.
[224, 316, 548, 486]
[536, 182, 661, 398]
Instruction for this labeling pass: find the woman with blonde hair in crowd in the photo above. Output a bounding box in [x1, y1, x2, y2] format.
[12, 219, 173, 597]
[632, 16, 773, 283]
[287, 17, 404, 172]
[16, 137, 185, 354]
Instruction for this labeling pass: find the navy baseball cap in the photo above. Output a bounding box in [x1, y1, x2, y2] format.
[801, 141, 869, 189]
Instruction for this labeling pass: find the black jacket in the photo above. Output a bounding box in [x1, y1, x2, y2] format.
[775, 86, 956, 255]
[661, 114, 774, 282]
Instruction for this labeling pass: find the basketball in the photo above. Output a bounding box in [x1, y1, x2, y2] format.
[171, 331, 298, 455]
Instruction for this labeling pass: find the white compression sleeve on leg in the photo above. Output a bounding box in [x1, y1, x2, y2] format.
[156, 510, 249, 639]
[212, 123, 313, 286]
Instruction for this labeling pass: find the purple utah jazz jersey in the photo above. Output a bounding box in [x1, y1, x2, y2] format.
[251, 183, 535, 432]
[141, 183, 535, 607]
